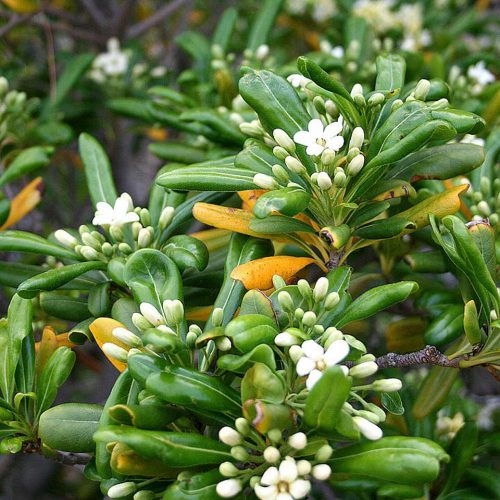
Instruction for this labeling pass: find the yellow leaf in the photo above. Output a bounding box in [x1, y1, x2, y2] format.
[373, 182, 415, 201]
[186, 306, 213, 321]
[238, 190, 267, 211]
[190, 228, 231, 252]
[0, 177, 43, 230]
[1, 0, 38, 13]
[35, 326, 58, 375]
[398, 184, 468, 230]
[89, 318, 129, 372]
[231, 256, 317, 290]
[193, 202, 289, 242]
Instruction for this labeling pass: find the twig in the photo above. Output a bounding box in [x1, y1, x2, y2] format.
[374, 345, 462, 369]
[126, 0, 187, 39]
[40, 9, 57, 102]
[78, 0, 106, 29]
[49, 450, 92, 466]
[114, 0, 138, 38]
[0, 12, 36, 38]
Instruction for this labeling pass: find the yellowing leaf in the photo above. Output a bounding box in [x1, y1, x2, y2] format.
[89, 318, 129, 372]
[190, 228, 231, 252]
[231, 256, 317, 290]
[238, 190, 267, 211]
[193, 202, 289, 242]
[0, 177, 43, 230]
[35, 328, 77, 374]
[186, 306, 213, 321]
[398, 184, 468, 230]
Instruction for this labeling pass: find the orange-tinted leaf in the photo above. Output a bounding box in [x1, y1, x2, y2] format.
[89, 318, 129, 372]
[0, 177, 43, 230]
[238, 190, 267, 211]
[35, 326, 58, 375]
[186, 306, 213, 321]
[190, 228, 231, 252]
[231, 256, 317, 290]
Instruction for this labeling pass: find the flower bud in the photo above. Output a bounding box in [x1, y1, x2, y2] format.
[296, 459, 312, 475]
[186, 331, 197, 349]
[273, 129, 295, 152]
[368, 92, 385, 107]
[349, 361, 378, 378]
[391, 99, 404, 112]
[159, 206, 175, 229]
[278, 291, 294, 311]
[216, 336, 232, 351]
[255, 44, 269, 60]
[365, 403, 386, 422]
[353, 416, 383, 440]
[317, 172, 332, 191]
[275, 331, 301, 347]
[267, 428, 282, 443]
[101, 242, 113, 257]
[139, 208, 151, 227]
[263, 446, 280, 463]
[288, 432, 307, 450]
[321, 148, 336, 167]
[0, 77, 8, 96]
[54, 230, 79, 248]
[112, 327, 142, 347]
[477, 200, 491, 217]
[325, 99, 339, 118]
[212, 307, 224, 327]
[354, 94, 366, 107]
[133, 491, 155, 500]
[272, 164, 289, 184]
[285, 156, 306, 174]
[108, 482, 137, 498]
[253, 173, 278, 190]
[356, 410, 380, 424]
[80, 246, 100, 260]
[289, 345, 304, 363]
[313, 277, 329, 302]
[118, 243, 132, 255]
[372, 378, 403, 392]
[102, 343, 128, 362]
[219, 461, 240, 477]
[349, 127, 364, 150]
[324, 291, 340, 309]
[315, 444, 333, 461]
[140, 303, 164, 326]
[132, 313, 152, 330]
[313, 95, 326, 115]
[323, 327, 343, 348]
[272, 274, 287, 289]
[414, 79, 431, 100]
[312, 464, 332, 480]
[235, 417, 250, 435]
[219, 427, 241, 446]
[230, 446, 249, 461]
[109, 225, 124, 241]
[302, 311, 317, 327]
[273, 146, 288, 161]
[350, 83, 363, 98]
[138, 228, 152, 248]
[347, 154, 365, 176]
[297, 279, 312, 300]
[294, 308, 304, 321]
[216, 479, 242, 498]
[333, 171, 347, 187]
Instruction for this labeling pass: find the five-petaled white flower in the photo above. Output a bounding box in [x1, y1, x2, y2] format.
[296, 339, 349, 389]
[92, 193, 139, 228]
[294, 118, 344, 156]
[467, 61, 495, 86]
[254, 457, 311, 500]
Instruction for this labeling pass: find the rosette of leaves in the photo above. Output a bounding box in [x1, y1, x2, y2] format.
[156, 53, 486, 288]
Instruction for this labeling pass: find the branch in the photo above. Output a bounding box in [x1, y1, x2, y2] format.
[126, 0, 188, 39]
[374, 345, 462, 369]
[49, 450, 92, 466]
[0, 12, 36, 38]
[78, 0, 107, 29]
[114, 0, 138, 38]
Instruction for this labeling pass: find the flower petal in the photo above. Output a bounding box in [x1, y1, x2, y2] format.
[261, 466, 279, 486]
[308, 118, 324, 137]
[326, 135, 345, 151]
[255, 484, 278, 500]
[279, 458, 298, 483]
[306, 143, 324, 156]
[296, 356, 315, 376]
[301, 339, 324, 361]
[324, 339, 350, 366]
[289, 479, 311, 499]
[324, 121, 342, 138]
[293, 130, 313, 146]
[306, 369, 323, 389]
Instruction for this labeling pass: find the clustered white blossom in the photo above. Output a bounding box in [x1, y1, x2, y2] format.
[89, 38, 129, 83]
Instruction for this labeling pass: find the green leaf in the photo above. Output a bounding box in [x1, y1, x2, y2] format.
[0, 147, 53, 188]
[430, 109, 485, 134]
[163, 235, 209, 272]
[337, 281, 418, 327]
[241, 362, 286, 404]
[0, 296, 33, 403]
[94, 425, 232, 467]
[304, 365, 352, 432]
[163, 469, 223, 500]
[381, 392, 404, 415]
[246, 0, 283, 51]
[17, 261, 105, 299]
[35, 346, 75, 419]
[217, 344, 276, 373]
[107, 98, 152, 121]
[225, 314, 278, 353]
[124, 249, 183, 312]
[354, 218, 416, 239]
[78, 133, 118, 208]
[249, 214, 315, 234]
[212, 7, 238, 50]
[39, 292, 91, 322]
[108, 403, 181, 430]
[424, 305, 464, 346]
[239, 289, 275, 318]
[253, 187, 311, 218]
[88, 282, 111, 317]
[375, 54, 406, 93]
[0, 230, 78, 260]
[39, 403, 102, 453]
[149, 143, 207, 164]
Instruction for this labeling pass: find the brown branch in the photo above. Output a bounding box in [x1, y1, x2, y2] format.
[114, 0, 138, 38]
[49, 450, 92, 466]
[126, 0, 188, 39]
[374, 345, 462, 369]
[78, 0, 107, 29]
[0, 12, 36, 38]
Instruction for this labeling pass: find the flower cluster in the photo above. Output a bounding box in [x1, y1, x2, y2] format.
[54, 193, 175, 262]
[89, 38, 130, 82]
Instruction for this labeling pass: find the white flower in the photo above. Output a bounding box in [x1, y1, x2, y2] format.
[254, 457, 311, 500]
[92, 193, 139, 228]
[353, 416, 383, 440]
[107, 482, 137, 498]
[461, 134, 485, 147]
[295, 339, 349, 389]
[93, 38, 129, 78]
[467, 61, 495, 86]
[216, 479, 242, 498]
[294, 118, 344, 156]
[331, 46, 344, 58]
[139, 303, 164, 326]
[219, 426, 242, 446]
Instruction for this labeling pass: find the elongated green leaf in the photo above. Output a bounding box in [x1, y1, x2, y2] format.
[149, 143, 207, 164]
[78, 133, 117, 208]
[375, 54, 406, 93]
[35, 346, 75, 419]
[0, 147, 52, 188]
[337, 281, 418, 327]
[17, 261, 105, 299]
[253, 187, 311, 218]
[217, 344, 276, 373]
[40, 292, 91, 322]
[430, 109, 485, 134]
[0, 230, 78, 260]
[246, 0, 283, 51]
[212, 7, 238, 50]
[163, 470, 223, 500]
[249, 214, 315, 234]
[107, 98, 152, 121]
[354, 218, 416, 239]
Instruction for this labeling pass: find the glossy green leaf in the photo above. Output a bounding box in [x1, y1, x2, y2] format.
[375, 54, 406, 93]
[239, 289, 275, 318]
[0, 231, 78, 260]
[424, 305, 463, 346]
[163, 469, 223, 500]
[249, 214, 315, 234]
[212, 7, 237, 50]
[354, 217, 416, 239]
[0, 146, 53, 188]
[40, 292, 91, 322]
[246, 0, 282, 51]
[241, 362, 286, 404]
[225, 314, 278, 352]
[149, 143, 207, 164]
[88, 281, 111, 317]
[381, 392, 404, 415]
[217, 344, 276, 373]
[109, 404, 180, 430]
[163, 235, 209, 272]
[253, 187, 311, 219]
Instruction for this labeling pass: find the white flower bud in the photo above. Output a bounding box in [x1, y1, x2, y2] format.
[219, 461, 240, 477]
[288, 432, 307, 450]
[313, 277, 329, 302]
[317, 172, 333, 191]
[333, 171, 347, 187]
[253, 173, 278, 190]
[285, 155, 306, 174]
[267, 428, 282, 443]
[321, 148, 336, 166]
[273, 146, 288, 161]
[325, 99, 339, 118]
[255, 44, 269, 60]
[324, 291, 340, 309]
[235, 417, 250, 435]
[216, 337, 232, 351]
[294, 308, 304, 320]
[278, 291, 294, 311]
[263, 446, 280, 463]
[139, 303, 164, 326]
[350, 83, 363, 98]
[216, 479, 242, 498]
[477, 200, 491, 217]
[133, 491, 155, 500]
[353, 416, 383, 440]
[368, 92, 385, 107]
[118, 242, 132, 255]
[372, 378, 403, 392]
[102, 343, 128, 362]
[356, 410, 380, 424]
[137, 228, 152, 248]
[275, 331, 301, 347]
[54, 230, 78, 248]
[219, 426, 241, 446]
[80, 245, 100, 260]
[230, 446, 249, 461]
[349, 127, 365, 150]
[132, 313, 152, 330]
[296, 459, 312, 475]
[112, 327, 142, 347]
[212, 307, 224, 327]
[391, 99, 404, 112]
[324, 327, 343, 349]
[349, 361, 378, 378]
[108, 482, 137, 498]
[272, 164, 289, 184]
[414, 79, 431, 100]
[302, 311, 317, 327]
[312, 464, 332, 480]
[315, 444, 333, 461]
[159, 206, 175, 229]
[273, 129, 296, 152]
[347, 154, 365, 176]
[289, 345, 304, 363]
